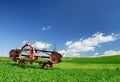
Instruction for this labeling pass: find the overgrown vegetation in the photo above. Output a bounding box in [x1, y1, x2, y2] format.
[0, 55, 120, 82]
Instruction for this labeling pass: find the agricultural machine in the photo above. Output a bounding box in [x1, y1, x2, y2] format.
[9, 42, 62, 69]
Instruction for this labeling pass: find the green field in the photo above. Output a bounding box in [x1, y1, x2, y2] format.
[0, 55, 120, 82]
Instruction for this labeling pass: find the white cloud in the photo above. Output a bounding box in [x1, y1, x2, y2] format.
[65, 41, 72, 46]
[59, 32, 118, 57]
[22, 40, 28, 44]
[103, 50, 120, 56]
[58, 50, 80, 57]
[32, 41, 52, 49]
[94, 52, 99, 56]
[42, 25, 51, 31]
[89, 52, 100, 57]
[47, 25, 51, 30]
[42, 27, 46, 31]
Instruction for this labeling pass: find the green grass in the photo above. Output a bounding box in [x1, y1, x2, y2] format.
[0, 55, 120, 82]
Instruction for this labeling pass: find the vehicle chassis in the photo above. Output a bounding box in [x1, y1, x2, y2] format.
[9, 42, 62, 69]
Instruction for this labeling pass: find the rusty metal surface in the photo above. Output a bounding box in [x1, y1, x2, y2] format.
[9, 42, 62, 68]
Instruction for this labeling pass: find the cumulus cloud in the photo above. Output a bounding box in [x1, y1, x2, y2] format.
[32, 41, 52, 49]
[22, 41, 52, 49]
[65, 41, 73, 46]
[59, 32, 118, 57]
[103, 50, 120, 56]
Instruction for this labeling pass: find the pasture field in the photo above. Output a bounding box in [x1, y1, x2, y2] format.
[0, 55, 120, 82]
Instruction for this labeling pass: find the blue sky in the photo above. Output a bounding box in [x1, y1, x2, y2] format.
[0, 0, 120, 57]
